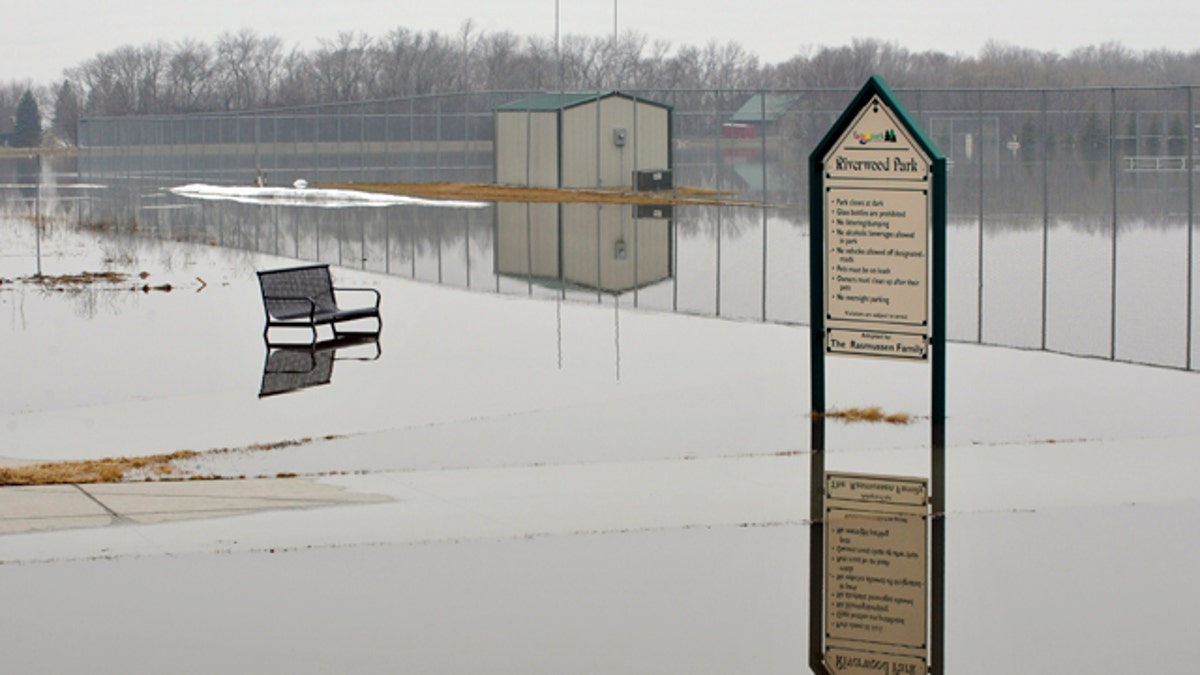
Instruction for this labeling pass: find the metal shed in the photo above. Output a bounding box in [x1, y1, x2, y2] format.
[494, 91, 672, 190]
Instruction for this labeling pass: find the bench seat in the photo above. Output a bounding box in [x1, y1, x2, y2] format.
[257, 264, 382, 344]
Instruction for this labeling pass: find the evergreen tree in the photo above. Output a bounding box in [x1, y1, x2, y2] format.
[52, 81, 80, 145]
[11, 89, 42, 148]
[1144, 114, 1162, 156]
[1121, 114, 1138, 158]
[1168, 115, 1188, 156]
[1079, 108, 1108, 164]
[1018, 116, 1038, 164]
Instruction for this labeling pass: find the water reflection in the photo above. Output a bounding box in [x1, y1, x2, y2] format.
[258, 336, 381, 398]
[495, 202, 673, 296]
[3, 156, 1197, 372]
[810, 470, 943, 675]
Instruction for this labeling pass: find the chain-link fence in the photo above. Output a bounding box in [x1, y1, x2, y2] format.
[73, 86, 1199, 371]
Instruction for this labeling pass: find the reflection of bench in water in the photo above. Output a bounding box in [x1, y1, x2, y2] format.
[258, 336, 381, 398]
[257, 263, 381, 345]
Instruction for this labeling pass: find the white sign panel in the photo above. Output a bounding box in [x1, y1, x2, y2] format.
[823, 96, 932, 361]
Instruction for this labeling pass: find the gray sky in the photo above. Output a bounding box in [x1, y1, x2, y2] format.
[7, 0, 1199, 85]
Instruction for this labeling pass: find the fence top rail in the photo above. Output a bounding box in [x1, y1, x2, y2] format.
[78, 85, 1200, 126]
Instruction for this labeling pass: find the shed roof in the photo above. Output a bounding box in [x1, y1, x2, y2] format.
[729, 94, 802, 123]
[495, 91, 670, 112]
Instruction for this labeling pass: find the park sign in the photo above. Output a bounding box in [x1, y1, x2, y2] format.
[807, 75, 949, 675]
[810, 77, 945, 361]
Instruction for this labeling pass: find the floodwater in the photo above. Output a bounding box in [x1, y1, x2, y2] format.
[2, 164, 1200, 674]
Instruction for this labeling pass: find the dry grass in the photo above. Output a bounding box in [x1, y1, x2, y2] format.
[818, 406, 913, 425]
[0, 436, 336, 487]
[5, 271, 175, 293]
[29, 271, 128, 286]
[0, 451, 201, 486]
[316, 181, 755, 206]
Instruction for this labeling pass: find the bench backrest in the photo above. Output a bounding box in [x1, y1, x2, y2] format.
[257, 264, 338, 318]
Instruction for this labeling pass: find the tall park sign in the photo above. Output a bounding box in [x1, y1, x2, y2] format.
[820, 82, 937, 360]
[808, 77, 947, 675]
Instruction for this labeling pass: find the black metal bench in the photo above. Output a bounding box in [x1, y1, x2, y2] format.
[257, 263, 381, 345]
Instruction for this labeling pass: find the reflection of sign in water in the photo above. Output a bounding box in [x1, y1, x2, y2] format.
[825, 647, 926, 675]
[824, 472, 929, 674]
[821, 94, 933, 361]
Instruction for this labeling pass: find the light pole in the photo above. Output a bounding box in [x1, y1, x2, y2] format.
[33, 153, 41, 277]
[555, 0, 561, 91]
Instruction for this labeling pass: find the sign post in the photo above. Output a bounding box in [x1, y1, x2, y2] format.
[809, 76, 947, 675]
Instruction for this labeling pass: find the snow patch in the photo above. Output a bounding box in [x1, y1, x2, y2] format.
[168, 183, 488, 209]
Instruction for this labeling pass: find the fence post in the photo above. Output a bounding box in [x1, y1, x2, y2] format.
[1110, 87, 1119, 361]
[1188, 87, 1195, 370]
[761, 90, 769, 322]
[1041, 89, 1051, 352]
[977, 89, 985, 343]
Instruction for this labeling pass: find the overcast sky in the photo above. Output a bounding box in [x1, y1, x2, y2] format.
[7, 0, 1200, 85]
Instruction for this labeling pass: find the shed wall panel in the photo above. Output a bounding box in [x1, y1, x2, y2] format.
[495, 111, 559, 187]
[561, 106, 600, 188]
[633, 104, 670, 173]
[598, 97, 635, 188]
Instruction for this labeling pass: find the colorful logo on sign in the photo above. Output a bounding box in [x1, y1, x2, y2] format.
[854, 129, 898, 145]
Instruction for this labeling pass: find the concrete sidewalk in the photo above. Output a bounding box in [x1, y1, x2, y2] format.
[0, 455, 808, 564]
[0, 477, 388, 537]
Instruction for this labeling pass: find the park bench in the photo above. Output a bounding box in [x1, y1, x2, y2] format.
[257, 263, 382, 345]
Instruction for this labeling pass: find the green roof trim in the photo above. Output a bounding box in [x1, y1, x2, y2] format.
[729, 94, 802, 123]
[496, 91, 613, 111]
[495, 91, 672, 112]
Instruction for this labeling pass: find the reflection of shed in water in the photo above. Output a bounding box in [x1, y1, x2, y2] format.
[494, 203, 672, 294]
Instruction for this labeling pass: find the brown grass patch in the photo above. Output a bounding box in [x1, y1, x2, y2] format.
[29, 271, 128, 286]
[316, 181, 754, 206]
[0, 451, 201, 486]
[818, 407, 912, 425]
[0, 436, 337, 487]
[11, 271, 176, 293]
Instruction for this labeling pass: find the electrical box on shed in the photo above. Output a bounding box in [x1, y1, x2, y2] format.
[633, 169, 672, 191]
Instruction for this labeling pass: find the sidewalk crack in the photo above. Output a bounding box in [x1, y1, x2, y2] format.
[72, 484, 131, 524]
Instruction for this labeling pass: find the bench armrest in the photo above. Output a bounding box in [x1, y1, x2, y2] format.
[332, 286, 381, 309]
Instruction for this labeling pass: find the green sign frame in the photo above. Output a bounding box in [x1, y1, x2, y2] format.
[807, 76, 947, 675]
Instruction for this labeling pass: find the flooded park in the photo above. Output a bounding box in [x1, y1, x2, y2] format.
[2, 84, 1200, 673]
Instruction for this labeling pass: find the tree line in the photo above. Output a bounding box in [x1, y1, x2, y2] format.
[7, 24, 1200, 146]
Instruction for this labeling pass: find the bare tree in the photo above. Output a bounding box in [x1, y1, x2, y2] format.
[214, 29, 287, 109]
[43, 23, 1200, 121]
[69, 46, 151, 116]
[166, 39, 214, 111]
[476, 31, 526, 91]
[312, 31, 373, 102]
